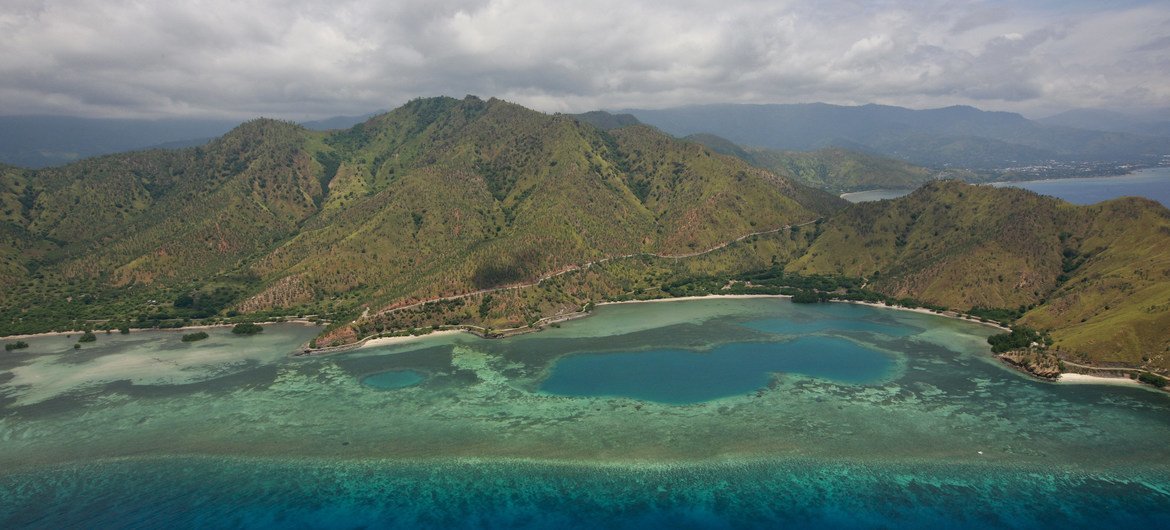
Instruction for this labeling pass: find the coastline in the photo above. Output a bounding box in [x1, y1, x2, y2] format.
[1057, 373, 1140, 386]
[360, 329, 466, 349]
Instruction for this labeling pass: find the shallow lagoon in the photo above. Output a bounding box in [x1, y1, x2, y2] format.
[2, 298, 1168, 528]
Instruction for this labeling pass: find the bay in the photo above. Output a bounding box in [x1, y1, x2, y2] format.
[1, 298, 1167, 528]
[843, 166, 1170, 207]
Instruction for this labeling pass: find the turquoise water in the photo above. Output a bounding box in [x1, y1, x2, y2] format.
[840, 188, 915, 202]
[846, 167, 1170, 207]
[361, 369, 425, 390]
[541, 337, 895, 403]
[2, 299, 1168, 528]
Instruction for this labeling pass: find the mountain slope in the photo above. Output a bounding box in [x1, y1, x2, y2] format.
[795, 180, 1170, 369]
[0, 96, 839, 333]
[683, 133, 938, 193]
[242, 98, 837, 311]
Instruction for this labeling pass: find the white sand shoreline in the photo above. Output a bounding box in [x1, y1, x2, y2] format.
[360, 329, 467, 349]
[1057, 373, 1140, 386]
[600, 294, 1010, 332]
[596, 294, 786, 306]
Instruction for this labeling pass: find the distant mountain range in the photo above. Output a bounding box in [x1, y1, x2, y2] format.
[575, 112, 945, 193]
[0, 113, 378, 168]
[1, 96, 1168, 372]
[1038, 108, 1170, 139]
[7, 102, 1170, 172]
[623, 103, 1170, 169]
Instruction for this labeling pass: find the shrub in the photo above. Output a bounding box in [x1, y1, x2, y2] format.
[181, 331, 209, 342]
[78, 331, 97, 343]
[4, 341, 29, 351]
[1138, 372, 1168, 388]
[231, 323, 264, 335]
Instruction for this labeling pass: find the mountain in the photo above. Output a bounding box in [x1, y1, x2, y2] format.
[570, 111, 642, 131]
[0, 113, 381, 169]
[791, 181, 1170, 369]
[0, 96, 840, 335]
[1039, 109, 1170, 139]
[683, 133, 938, 193]
[623, 103, 1170, 169]
[1, 96, 1167, 374]
[300, 113, 381, 131]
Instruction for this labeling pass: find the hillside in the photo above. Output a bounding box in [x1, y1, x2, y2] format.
[683, 133, 937, 193]
[0, 96, 839, 335]
[625, 103, 1170, 169]
[793, 181, 1170, 370]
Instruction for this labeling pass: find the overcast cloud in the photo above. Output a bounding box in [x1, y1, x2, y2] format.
[1, 0, 1167, 119]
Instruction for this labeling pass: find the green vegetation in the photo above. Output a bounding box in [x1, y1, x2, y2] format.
[1138, 372, 1168, 388]
[0, 97, 1167, 375]
[987, 327, 1047, 354]
[181, 331, 209, 342]
[77, 331, 96, 343]
[4, 340, 28, 351]
[231, 323, 263, 335]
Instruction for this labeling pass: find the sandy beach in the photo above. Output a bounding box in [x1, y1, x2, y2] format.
[1057, 373, 1140, 386]
[600, 294, 1011, 332]
[360, 329, 467, 348]
[597, 294, 787, 306]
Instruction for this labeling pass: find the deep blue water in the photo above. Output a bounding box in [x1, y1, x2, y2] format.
[2, 457, 1167, 529]
[540, 336, 895, 404]
[992, 167, 1170, 207]
[361, 369, 425, 390]
[845, 167, 1170, 207]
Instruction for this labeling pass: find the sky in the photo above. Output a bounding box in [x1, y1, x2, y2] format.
[0, 0, 1168, 120]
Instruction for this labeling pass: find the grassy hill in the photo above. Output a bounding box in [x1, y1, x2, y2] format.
[792, 181, 1170, 370]
[0, 96, 838, 335]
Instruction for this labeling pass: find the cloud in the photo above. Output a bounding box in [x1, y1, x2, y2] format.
[0, 0, 1167, 119]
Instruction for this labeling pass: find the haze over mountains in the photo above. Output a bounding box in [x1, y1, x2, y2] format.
[5, 101, 1170, 172]
[623, 103, 1170, 169]
[0, 114, 377, 168]
[1, 96, 1168, 372]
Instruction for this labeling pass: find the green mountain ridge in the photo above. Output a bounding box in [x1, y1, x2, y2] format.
[1, 97, 1167, 373]
[0, 96, 836, 332]
[682, 132, 939, 193]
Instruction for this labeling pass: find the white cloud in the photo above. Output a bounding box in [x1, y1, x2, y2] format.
[0, 0, 1166, 118]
